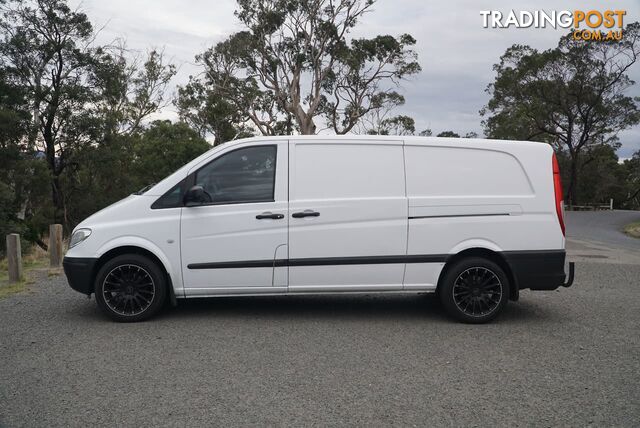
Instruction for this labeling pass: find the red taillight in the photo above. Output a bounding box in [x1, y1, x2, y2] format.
[552, 153, 565, 236]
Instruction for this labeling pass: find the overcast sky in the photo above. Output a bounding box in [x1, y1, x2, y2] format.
[69, 0, 640, 158]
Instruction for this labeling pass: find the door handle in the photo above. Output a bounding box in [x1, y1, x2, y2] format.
[292, 210, 320, 218]
[256, 212, 284, 220]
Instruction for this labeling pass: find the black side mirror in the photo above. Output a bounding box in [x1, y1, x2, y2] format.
[183, 185, 212, 206]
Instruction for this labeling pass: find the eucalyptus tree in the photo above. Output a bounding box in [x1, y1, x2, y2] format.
[481, 22, 640, 204]
[0, 0, 95, 222]
[90, 45, 176, 139]
[178, 0, 421, 140]
[0, 0, 178, 230]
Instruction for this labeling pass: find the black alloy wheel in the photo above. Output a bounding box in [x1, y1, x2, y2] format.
[94, 254, 167, 322]
[453, 267, 502, 317]
[439, 257, 509, 323]
[102, 264, 156, 316]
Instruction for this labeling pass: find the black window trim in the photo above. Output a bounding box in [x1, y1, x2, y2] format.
[151, 144, 278, 210]
[150, 178, 188, 210]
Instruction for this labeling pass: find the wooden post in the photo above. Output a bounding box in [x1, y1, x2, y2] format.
[610, 198, 614, 211]
[6, 233, 22, 283]
[49, 224, 63, 268]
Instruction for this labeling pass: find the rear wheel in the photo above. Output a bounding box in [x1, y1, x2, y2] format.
[94, 254, 167, 322]
[439, 257, 509, 323]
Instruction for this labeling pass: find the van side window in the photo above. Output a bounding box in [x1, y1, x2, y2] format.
[195, 145, 277, 204]
[151, 180, 185, 209]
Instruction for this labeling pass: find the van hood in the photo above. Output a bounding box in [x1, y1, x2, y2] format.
[74, 194, 155, 231]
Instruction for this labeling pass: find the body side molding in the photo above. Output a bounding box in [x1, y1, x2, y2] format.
[187, 254, 449, 270]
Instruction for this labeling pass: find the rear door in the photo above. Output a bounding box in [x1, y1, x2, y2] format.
[287, 139, 408, 291]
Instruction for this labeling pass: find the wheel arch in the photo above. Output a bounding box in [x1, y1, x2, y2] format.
[92, 245, 177, 306]
[437, 247, 519, 301]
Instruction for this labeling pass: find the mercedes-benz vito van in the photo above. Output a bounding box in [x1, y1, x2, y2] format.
[63, 136, 574, 323]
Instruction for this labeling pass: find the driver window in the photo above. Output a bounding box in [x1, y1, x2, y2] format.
[194, 145, 277, 204]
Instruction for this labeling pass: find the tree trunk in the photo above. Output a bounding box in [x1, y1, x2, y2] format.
[294, 108, 316, 135]
[35, 238, 48, 252]
[301, 120, 316, 135]
[566, 155, 579, 206]
[51, 174, 64, 224]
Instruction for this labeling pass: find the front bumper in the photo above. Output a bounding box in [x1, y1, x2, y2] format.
[62, 257, 98, 295]
[504, 250, 574, 291]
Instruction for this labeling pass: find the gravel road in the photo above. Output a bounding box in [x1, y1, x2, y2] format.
[1, 212, 639, 427]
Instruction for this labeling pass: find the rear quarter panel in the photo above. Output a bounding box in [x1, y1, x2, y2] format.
[403, 137, 563, 287]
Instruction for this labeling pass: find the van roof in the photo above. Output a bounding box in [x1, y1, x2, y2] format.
[231, 135, 552, 151]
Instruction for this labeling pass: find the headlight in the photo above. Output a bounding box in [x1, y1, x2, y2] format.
[69, 228, 92, 248]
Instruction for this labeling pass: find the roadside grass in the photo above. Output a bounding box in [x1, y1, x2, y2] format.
[624, 221, 640, 239]
[0, 245, 50, 299]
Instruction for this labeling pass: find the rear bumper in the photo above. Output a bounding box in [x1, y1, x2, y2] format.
[62, 257, 97, 295]
[503, 250, 574, 291]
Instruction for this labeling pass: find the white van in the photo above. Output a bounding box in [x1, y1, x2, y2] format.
[63, 136, 574, 323]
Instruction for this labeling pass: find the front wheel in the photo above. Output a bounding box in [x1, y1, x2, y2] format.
[94, 254, 167, 322]
[439, 257, 509, 323]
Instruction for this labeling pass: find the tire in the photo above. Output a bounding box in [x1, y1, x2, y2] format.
[94, 254, 167, 322]
[439, 257, 509, 324]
